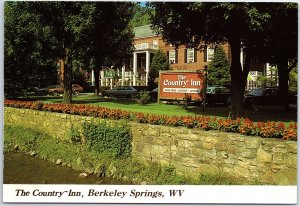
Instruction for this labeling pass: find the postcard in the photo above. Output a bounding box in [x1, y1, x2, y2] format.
[2, 1, 297, 204]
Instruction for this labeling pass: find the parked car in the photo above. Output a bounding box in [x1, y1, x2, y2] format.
[205, 86, 231, 105]
[48, 84, 83, 96]
[243, 87, 297, 111]
[34, 85, 58, 95]
[148, 87, 158, 102]
[101, 86, 139, 98]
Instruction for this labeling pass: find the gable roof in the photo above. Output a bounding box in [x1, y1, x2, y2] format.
[134, 24, 159, 39]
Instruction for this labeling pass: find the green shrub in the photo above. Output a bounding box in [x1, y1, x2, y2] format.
[4, 125, 42, 152]
[34, 101, 44, 110]
[69, 126, 82, 144]
[137, 91, 150, 105]
[82, 122, 132, 158]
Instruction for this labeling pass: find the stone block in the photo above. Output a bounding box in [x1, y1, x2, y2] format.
[169, 127, 186, 135]
[257, 148, 273, 163]
[134, 142, 145, 153]
[214, 142, 228, 151]
[145, 136, 153, 144]
[204, 149, 217, 160]
[273, 144, 287, 153]
[240, 149, 257, 159]
[273, 169, 297, 185]
[198, 164, 220, 175]
[191, 147, 205, 157]
[226, 145, 240, 155]
[202, 142, 214, 150]
[244, 138, 261, 149]
[285, 142, 297, 154]
[284, 153, 297, 168]
[232, 166, 252, 179]
[273, 152, 285, 165]
[193, 141, 202, 148]
[219, 151, 228, 159]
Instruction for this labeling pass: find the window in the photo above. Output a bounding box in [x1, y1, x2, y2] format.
[207, 47, 215, 62]
[169, 50, 176, 64]
[185, 48, 197, 63]
[141, 57, 146, 69]
[129, 58, 133, 69]
[152, 40, 158, 45]
[187, 48, 195, 63]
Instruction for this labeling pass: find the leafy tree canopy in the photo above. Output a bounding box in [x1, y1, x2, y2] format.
[149, 2, 294, 118]
[148, 50, 170, 90]
[207, 45, 231, 87]
[129, 3, 154, 28]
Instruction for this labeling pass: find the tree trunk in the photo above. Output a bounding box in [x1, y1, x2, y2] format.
[229, 39, 245, 119]
[63, 49, 72, 104]
[94, 67, 100, 97]
[277, 57, 289, 108]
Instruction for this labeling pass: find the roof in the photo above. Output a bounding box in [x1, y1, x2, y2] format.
[134, 24, 159, 39]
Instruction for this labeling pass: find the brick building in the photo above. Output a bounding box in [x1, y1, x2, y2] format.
[97, 25, 231, 88]
[91, 24, 272, 90]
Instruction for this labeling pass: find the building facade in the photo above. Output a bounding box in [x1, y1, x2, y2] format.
[97, 25, 230, 88]
[92, 24, 275, 91]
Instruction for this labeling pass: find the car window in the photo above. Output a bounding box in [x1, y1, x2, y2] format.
[124, 86, 131, 90]
[214, 88, 222, 94]
[264, 89, 273, 96]
[272, 89, 278, 96]
[249, 88, 264, 96]
[222, 88, 230, 93]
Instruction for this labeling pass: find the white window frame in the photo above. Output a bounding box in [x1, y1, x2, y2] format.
[187, 48, 195, 63]
[141, 57, 146, 69]
[169, 50, 176, 64]
[207, 46, 215, 62]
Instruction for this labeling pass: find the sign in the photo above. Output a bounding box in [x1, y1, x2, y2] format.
[104, 70, 117, 78]
[159, 71, 205, 101]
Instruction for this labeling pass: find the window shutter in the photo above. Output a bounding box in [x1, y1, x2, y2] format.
[175, 50, 178, 63]
[194, 48, 197, 62]
[167, 51, 169, 60]
[184, 49, 187, 63]
[204, 45, 207, 62]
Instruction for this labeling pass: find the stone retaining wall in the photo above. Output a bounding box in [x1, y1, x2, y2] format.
[4, 107, 297, 185]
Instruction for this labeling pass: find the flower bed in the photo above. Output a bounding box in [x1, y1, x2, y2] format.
[4, 99, 297, 141]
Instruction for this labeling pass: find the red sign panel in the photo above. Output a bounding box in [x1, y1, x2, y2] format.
[159, 71, 205, 101]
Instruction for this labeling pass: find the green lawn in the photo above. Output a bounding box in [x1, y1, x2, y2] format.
[27, 94, 297, 123]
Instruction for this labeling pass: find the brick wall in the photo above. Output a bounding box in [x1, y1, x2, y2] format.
[134, 36, 230, 71]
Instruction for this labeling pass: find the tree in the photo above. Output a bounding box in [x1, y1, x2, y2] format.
[149, 2, 274, 118]
[5, 2, 135, 101]
[207, 45, 231, 87]
[78, 2, 135, 96]
[148, 50, 170, 90]
[289, 66, 298, 94]
[255, 4, 297, 107]
[4, 2, 57, 98]
[129, 3, 154, 27]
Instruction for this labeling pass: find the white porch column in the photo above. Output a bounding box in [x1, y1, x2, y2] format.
[110, 78, 113, 89]
[100, 70, 105, 86]
[133, 52, 137, 86]
[240, 47, 244, 71]
[129, 71, 133, 86]
[91, 69, 95, 86]
[121, 66, 125, 86]
[145, 51, 150, 86]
